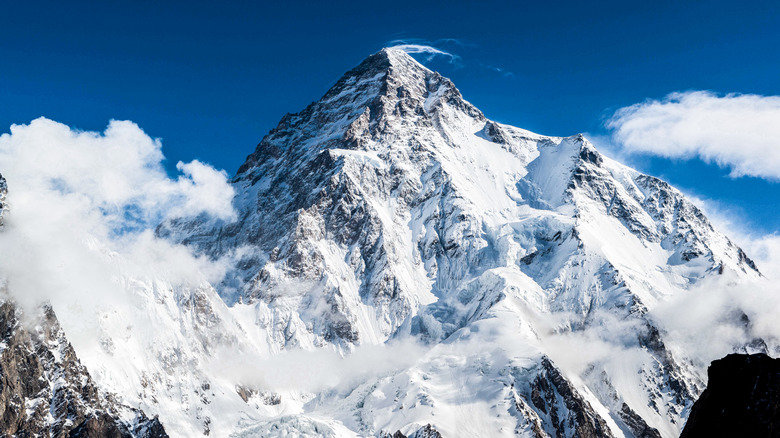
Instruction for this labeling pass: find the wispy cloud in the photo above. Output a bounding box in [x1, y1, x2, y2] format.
[386, 38, 462, 65]
[386, 38, 516, 78]
[390, 43, 457, 59]
[480, 63, 515, 78]
[607, 91, 780, 180]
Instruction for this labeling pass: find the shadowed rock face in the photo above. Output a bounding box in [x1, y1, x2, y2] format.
[528, 358, 616, 438]
[0, 301, 101, 436]
[382, 424, 443, 438]
[680, 353, 780, 438]
[0, 300, 168, 438]
[619, 403, 662, 438]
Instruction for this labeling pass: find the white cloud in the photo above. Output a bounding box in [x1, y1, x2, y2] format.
[209, 340, 426, 393]
[607, 91, 780, 180]
[479, 63, 515, 78]
[742, 234, 780, 277]
[651, 273, 780, 369]
[0, 117, 235, 316]
[0, 118, 235, 224]
[387, 42, 461, 64]
[173, 160, 235, 220]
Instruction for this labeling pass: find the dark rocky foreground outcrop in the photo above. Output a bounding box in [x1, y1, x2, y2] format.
[0, 300, 167, 437]
[680, 353, 780, 438]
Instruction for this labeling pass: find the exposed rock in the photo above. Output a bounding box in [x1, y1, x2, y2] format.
[619, 403, 662, 438]
[381, 431, 408, 438]
[526, 358, 615, 438]
[0, 299, 167, 437]
[680, 353, 780, 438]
[408, 424, 443, 438]
[381, 426, 443, 438]
[70, 412, 133, 438]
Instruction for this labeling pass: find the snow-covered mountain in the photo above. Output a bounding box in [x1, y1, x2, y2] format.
[0, 49, 768, 437]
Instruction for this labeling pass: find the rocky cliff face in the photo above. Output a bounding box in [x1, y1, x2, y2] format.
[0, 299, 167, 437]
[680, 354, 780, 438]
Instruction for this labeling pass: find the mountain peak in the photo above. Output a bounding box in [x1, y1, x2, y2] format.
[380, 46, 432, 69]
[236, 48, 481, 176]
[318, 47, 437, 104]
[321, 47, 430, 94]
[352, 47, 432, 75]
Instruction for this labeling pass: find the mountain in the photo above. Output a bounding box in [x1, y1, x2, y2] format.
[155, 48, 762, 437]
[680, 354, 780, 438]
[0, 49, 769, 437]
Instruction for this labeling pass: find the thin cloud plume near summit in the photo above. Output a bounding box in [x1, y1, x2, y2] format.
[385, 39, 462, 65]
[1, 2, 779, 437]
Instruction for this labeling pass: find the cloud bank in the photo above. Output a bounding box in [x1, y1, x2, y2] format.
[0, 117, 235, 315]
[607, 91, 780, 180]
[652, 274, 780, 369]
[210, 340, 426, 393]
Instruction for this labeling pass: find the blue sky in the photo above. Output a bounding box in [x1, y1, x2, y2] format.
[2, 0, 779, 234]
